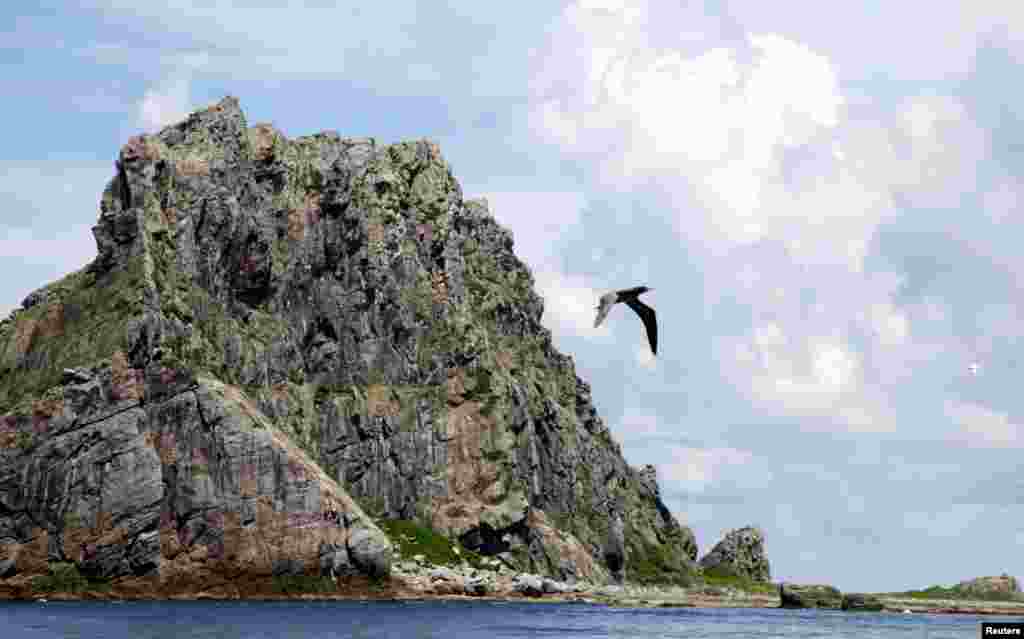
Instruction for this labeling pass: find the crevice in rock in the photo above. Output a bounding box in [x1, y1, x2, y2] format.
[194, 199, 211, 255]
[115, 161, 131, 212]
[458, 518, 529, 557]
[68, 401, 143, 432]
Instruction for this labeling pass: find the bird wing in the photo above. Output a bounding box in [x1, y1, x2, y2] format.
[623, 298, 657, 355]
[594, 295, 615, 328]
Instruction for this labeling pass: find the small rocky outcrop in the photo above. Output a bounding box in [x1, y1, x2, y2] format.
[956, 574, 1020, 598]
[699, 526, 770, 582]
[513, 573, 545, 597]
[779, 583, 843, 609]
[841, 592, 883, 611]
[0, 96, 696, 596]
[463, 574, 490, 596]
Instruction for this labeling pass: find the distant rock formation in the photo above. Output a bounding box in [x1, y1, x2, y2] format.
[779, 583, 843, 609]
[840, 592, 883, 611]
[957, 574, 1020, 598]
[0, 96, 697, 597]
[699, 526, 770, 582]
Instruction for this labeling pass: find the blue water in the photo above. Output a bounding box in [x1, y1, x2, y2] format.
[0, 600, 1012, 638]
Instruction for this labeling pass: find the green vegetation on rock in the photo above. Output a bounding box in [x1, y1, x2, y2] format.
[628, 534, 692, 586]
[0, 258, 146, 414]
[375, 519, 486, 569]
[271, 575, 338, 594]
[700, 572, 776, 594]
[891, 584, 1023, 602]
[32, 563, 111, 595]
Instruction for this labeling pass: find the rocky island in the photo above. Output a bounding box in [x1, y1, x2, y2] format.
[0, 96, 699, 601]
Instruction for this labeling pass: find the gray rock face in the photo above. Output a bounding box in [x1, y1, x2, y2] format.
[542, 576, 566, 594]
[318, 541, 354, 578]
[346, 525, 391, 579]
[604, 515, 626, 584]
[0, 95, 696, 589]
[0, 558, 16, 579]
[272, 559, 305, 577]
[513, 573, 545, 597]
[699, 526, 770, 582]
[0, 362, 392, 591]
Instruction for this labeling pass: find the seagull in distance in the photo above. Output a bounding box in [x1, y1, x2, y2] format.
[594, 286, 657, 355]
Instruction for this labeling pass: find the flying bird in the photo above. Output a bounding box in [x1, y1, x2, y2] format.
[594, 286, 657, 355]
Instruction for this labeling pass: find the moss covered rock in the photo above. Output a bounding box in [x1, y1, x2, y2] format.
[0, 96, 698, 593]
[699, 526, 770, 582]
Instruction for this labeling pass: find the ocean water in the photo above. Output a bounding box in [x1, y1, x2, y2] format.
[0, 600, 1011, 638]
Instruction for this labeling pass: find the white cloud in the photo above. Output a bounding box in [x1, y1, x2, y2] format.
[889, 95, 989, 210]
[134, 49, 211, 134]
[719, 313, 913, 433]
[728, 325, 859, 409]
[530, 5, 885, 266]
[867, 302, 909, 347]
[530, 3, 999, 441]
[530, 1, 987, 269]
[534, 270, 610, 341]
[137, 72, 195, 132]
[945, 400, 1024, 448]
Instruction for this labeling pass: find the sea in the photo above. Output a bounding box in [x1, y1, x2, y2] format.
[0, 600, 1012, 638]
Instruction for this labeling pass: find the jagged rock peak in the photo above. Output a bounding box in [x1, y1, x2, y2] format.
[699, 526, 770, 582]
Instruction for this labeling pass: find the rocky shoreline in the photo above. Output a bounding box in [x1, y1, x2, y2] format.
[4, 559, 1023, 616]
[6, 583, 1024, 617]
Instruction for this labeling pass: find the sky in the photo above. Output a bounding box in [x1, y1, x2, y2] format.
[2, 0, 1023, 593]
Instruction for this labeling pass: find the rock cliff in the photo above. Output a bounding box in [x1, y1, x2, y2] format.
[0, 97, 697, 596]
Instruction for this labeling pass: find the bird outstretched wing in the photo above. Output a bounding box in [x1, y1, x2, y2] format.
[623, 298, 657, 355]
[594, 294, 615, 328]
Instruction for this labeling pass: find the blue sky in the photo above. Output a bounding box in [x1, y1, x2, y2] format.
[3, 1, 1024, 592]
